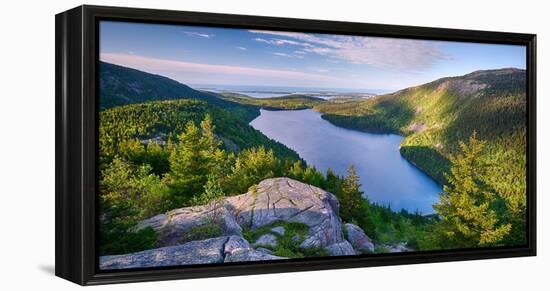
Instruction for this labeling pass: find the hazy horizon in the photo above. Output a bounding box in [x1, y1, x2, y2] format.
[101, 60, 525, 96]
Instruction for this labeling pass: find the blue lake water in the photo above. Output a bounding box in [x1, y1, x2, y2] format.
[250, 109, 442, 214]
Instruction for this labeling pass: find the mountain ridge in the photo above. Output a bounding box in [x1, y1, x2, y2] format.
[99, 61, 257, 111]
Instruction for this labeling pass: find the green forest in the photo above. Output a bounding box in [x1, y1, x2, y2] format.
[219, 92, 326, 110]
[99, 62, 527, 257]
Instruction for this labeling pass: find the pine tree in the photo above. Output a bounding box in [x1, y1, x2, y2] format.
[200, 113, 221, 155]
[325, 168, 340, 195]
[168, 121, 209, 205]
[191, 174, 226, 221]
[433, 132, 511, 247]
[288, 160, 304, 180]
[302, 166, 325, 188]
[99, 157, 168, 255]
[340, 165, 364, 222]
[229, 146, 279, 193]
[198, 113, 231, 182]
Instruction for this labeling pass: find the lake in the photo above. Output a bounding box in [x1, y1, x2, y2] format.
[250, 109, 442, 214]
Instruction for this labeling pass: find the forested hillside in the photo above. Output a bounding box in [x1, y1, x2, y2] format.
[100, 99, 302, 170]
[100, 62, 255, 111]
[315, 68, 526, 184]
[219, 92, 326, 110]
[315, 68, 527, 247]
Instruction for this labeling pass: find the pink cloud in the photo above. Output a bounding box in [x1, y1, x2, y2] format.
[100, 53, 339, 85]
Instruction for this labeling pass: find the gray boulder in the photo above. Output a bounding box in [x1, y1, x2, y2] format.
[223, 235, 284, 262]
[344, 223, 375, 253]
[136, 178, 344, 249]
[386, 243, 411, 253]
[224, 248, 284, 262]
[99, 236, 228, 270]
[226, 178, 345, 249]
[325, 241, 356, 256]
[223, 235, 250, 256]
[100, 235, 286, 270]
[135, 202, 242, 247]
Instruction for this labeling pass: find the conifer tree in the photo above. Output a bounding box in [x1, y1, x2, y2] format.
[325, 168, 340, 195]
[288, 160, 304, 180]
[200, 114, 220, 155]
[192, 174, 226, 221]
[340, 165, 364, 222]
[168, 121, 209, 205]
[230, 146, 279, 193]
[434, 132, 511, 247]
[302, 166, 325, 188]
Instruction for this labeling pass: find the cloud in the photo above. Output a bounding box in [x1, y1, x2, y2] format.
[254, 37, 312, 47]
[100, 53, 339, 85]
[273, 52, 290, 57]
[236, 46, 248, 51]
[272, 52, 304, 59]
[254, 38, 270, 44]
[249, 30, 450, 70]
[183, 31, 214, 38]
[309, 67, 330, 73]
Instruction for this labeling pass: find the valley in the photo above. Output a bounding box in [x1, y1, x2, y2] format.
[98, 61, 527, 266]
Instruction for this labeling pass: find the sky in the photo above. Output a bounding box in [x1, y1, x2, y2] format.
[100, 21, 526, 93]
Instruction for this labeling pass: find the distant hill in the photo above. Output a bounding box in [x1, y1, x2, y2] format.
[316, 68, 526, 184]
[99, 61, 248, 111]
[219, 92, 326, 110]
[100, 61, 329, 112]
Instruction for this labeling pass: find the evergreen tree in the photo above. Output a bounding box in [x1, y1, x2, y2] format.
[143, 141, 170, 176]
[339, 165, 364, 222]
[200, 113, 221, 155]
[288, 160, 304, 180]
[302, 166, 325, 188]
[198, 113, 233, 183]
[191, 174, 226, 217]
[229, 146, 280, 193]
[325, 168, 340, 195]
[99, 157, 168, 255]
[168, 121, 209, 205]
[433, 132, 511, 247]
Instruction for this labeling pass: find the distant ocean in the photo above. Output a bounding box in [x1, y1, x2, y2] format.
[192, 84, 388, 99]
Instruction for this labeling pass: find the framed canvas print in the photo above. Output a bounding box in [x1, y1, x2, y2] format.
[55, 5, 536, 285]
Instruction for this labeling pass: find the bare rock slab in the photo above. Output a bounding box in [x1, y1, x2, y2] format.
[344, 223, 375, 253]
[99, 236, 228, 270]
[135, 203, 242, 247]
[325, 241, 356, 256]
[226, 178, 345, 248]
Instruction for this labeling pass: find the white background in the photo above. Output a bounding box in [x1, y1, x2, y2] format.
[0, 0, 547, 289]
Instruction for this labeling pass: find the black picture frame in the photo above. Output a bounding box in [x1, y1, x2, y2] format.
[55, 4, 537, 286]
